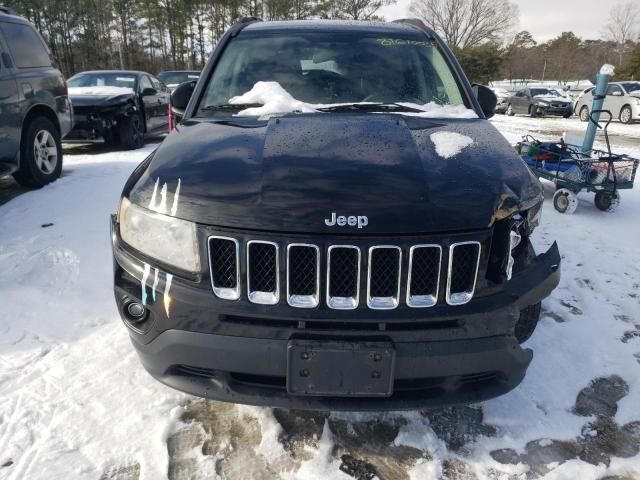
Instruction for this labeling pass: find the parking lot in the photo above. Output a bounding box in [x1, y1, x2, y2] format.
[0, 115, 639, 480]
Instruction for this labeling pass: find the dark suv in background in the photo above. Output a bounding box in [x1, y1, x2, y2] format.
[0, 6, 72, 187]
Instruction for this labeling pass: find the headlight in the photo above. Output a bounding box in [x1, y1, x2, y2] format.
[635, 98, 640, 106]
[536, 101, 549, 106]
[119, 197, 201, 272]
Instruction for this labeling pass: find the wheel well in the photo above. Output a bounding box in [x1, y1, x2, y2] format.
[21, 105, 60, 143]
[19, 105, 61, 166]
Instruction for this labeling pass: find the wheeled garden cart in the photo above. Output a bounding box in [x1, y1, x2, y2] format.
[516, 110, 638, 214]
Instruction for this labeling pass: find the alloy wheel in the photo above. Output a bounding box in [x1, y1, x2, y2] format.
[33, 129, 58, 175]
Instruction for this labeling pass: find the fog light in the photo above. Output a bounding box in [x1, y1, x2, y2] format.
[125, 302, 147, 322]
[506, 230, 522, 280]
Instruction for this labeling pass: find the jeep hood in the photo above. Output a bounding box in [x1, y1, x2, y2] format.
[68, 86, 135, 108]
[128, 115, 542, 235]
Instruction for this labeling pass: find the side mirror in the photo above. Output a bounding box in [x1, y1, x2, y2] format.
[473, 84, 497, 119]
[141, 87, 157, 97]
[170, 80, 196, 120]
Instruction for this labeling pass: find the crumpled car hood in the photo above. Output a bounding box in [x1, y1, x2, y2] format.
[69, 86, 135, 108]
[127, 114, 542, 235]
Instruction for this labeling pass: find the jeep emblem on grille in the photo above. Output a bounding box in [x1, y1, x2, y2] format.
[325, 212, 368, 229]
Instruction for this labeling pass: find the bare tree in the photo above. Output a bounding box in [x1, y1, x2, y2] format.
[409, 0, 518, 49]
[603, 2, 640, 65]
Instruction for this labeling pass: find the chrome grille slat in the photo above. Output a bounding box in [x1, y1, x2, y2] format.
[446, 241, 481, 306]
[327, 245, 361, 310]
[208, 236, 488, 309]
[367, 246, 401, 310]
[208, 236, 240, 300]
[287, 244, 320, 308]
[407, 245, 441, 308]
[247, 240, 279, 305]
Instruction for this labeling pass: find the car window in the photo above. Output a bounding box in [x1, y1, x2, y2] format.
[139, 75, 154, 91]
[515, 90, 524, 97]
[150, 76, 165, 92]
[607, 85, 622, 96]
[0, 21, 51, 68]
[158, 71, 200, 85]
[68, 72, 137, 90]
[621, 82, 640, 94]
[200, 32, 468, 110]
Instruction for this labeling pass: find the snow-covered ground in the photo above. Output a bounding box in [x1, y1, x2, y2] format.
[1, 116, 639, 480]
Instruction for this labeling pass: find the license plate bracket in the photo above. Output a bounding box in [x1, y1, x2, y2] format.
[286, 340, 395, 397]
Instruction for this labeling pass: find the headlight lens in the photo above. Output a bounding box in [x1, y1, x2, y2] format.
[536, 101, 549, 106]
[119, 197, 201, 272]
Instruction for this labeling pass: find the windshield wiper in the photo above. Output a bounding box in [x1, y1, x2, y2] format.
[316, 103, 424, 113]
[202, 103, 263, 111]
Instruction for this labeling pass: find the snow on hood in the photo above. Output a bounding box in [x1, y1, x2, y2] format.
[430, 131, 474, 158]
[68, 86, 134, 97]
[229, 81, 478, 119]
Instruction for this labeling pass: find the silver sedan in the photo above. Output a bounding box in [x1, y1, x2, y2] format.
[575, 82, 640, 124]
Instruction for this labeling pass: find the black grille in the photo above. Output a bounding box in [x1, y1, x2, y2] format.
[409, 247, 440, 296]
[288, 246, 317, 295]
[450, 243, 480, 293]
[248, 242, 277, 293]
[369, 248, 400, 298]
[328, 247, 359, 298]
[209, 238, 237, 289]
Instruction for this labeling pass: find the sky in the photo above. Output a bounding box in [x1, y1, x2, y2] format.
[379, 0, 614, 43]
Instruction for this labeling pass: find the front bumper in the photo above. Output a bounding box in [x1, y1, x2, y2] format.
[536, 105, 573, 116]
[111, 216, 561, 411]
[64, 108, 123, 142]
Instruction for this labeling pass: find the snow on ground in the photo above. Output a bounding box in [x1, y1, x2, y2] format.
[0, 115, 640, 480]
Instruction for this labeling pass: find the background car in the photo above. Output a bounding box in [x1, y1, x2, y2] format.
[506, 87, 573, 118]
[157, 70, 200, 92]
[575, 82, 640, 124]
[0, 6, 72, 187]
[65, 70, 170, 149]
[491, 87, 510, 114]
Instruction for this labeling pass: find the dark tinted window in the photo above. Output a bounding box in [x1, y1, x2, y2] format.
[157, 71, 199, 85]
[621, 82, 640, 94]
[150, 76, 165, 92]
[1, 21, 51, 68]
[140, 75, 153, 91]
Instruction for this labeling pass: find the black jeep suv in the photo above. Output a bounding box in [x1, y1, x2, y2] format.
[0, 7, 72, 187]
[111, 19, 561, 410]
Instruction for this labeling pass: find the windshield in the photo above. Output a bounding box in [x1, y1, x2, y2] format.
[199, 32, 469, 114]
[621, 82, 640, 94]
[68, 73, 137, 89]
[530, 88, 554, 97]
[158, 71, 200, 85]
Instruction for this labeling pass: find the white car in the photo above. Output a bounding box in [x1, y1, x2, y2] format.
[575, 82, 640, 124]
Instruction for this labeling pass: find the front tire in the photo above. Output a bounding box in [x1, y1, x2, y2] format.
[507, 104, 514, 116]
[594, 191, 620, 212]
[579, 106, 589, 122]
[529, 105, 538, 118]
[119, 113, 144, 150]
[619, 106, 633, 124]
[553, 188, 578, 214]
[13, 117, 62, 188]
